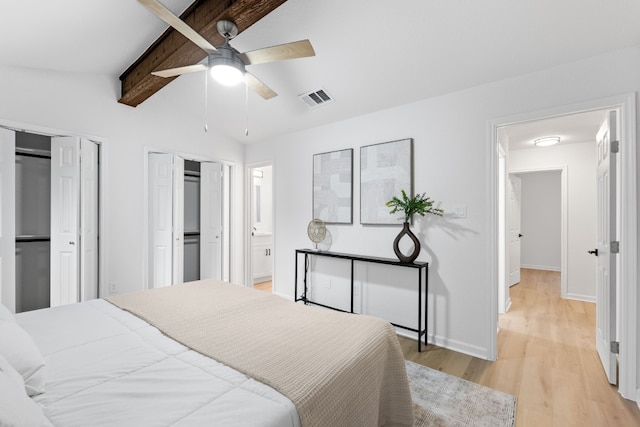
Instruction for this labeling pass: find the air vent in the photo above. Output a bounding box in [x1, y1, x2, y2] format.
[298, 88, 335, 109]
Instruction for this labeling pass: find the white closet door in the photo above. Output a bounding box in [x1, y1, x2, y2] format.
[200, 161, 222, 280]
[0, 129, 16, 311]
[51, 137, 80, 306]
[149, 153, 174, 288]
[80, 139, 99, 300]
[172, 156, 184, 284]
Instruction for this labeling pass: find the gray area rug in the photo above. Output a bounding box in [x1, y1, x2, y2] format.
[406, 360, 516, 427]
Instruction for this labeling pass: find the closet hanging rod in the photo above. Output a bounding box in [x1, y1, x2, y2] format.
[184, 171, 201, 178]
[16, 148, 51, 159]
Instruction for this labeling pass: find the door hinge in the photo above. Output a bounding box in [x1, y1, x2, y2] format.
[611, 341, 620, 354]
[611, 140, 619, 153]
[611, 241, 620, 254]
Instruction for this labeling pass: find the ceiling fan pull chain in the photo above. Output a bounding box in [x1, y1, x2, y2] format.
[245, 76, 249, 136]
[204, 72, 209, 132]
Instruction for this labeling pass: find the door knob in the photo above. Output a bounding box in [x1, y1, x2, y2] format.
[518, 233, 523, 238]
[588, 249, 598, 256]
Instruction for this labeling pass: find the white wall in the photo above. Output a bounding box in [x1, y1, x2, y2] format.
[245, 46, 640, 359]
[0, 64, 246, 296]
[510, 143, 597, 300]
[518, 171, 562, 271]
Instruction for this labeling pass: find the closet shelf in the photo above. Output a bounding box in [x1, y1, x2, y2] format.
[16, 235, 51, 243]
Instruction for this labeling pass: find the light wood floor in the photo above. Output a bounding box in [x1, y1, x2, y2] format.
[254, 280, 272, 293]
[399, 268, 640, 426]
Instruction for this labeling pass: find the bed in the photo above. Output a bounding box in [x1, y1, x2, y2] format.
[1, 279, 414, 426]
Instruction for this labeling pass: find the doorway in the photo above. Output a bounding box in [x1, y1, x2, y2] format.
[248, 163, 273, 292]
[516, 171, 562, 274]
[491, 93, 638, 401]
[504, 167, 568, 295]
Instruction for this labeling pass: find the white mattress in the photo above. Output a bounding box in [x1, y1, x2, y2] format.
[16, 299, 300, 427]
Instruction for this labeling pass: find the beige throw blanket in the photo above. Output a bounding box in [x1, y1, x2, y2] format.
[107, 280, 414, 427]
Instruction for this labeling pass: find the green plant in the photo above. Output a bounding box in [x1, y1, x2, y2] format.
[386, 189, 444, 222]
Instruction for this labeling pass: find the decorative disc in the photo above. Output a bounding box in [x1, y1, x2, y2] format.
[307, 219, 326, 244]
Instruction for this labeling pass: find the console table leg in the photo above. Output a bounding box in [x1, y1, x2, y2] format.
[418, 268, 422, 352]
[424, 266, 428, 349]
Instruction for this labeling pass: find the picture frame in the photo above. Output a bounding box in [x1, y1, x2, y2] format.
[313, 148, 353, 224]
[360, 138, 413, 225]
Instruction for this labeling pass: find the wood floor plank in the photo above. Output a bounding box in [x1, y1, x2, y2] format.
[399, 268, 640, 426]
[253, 280, 272, 292]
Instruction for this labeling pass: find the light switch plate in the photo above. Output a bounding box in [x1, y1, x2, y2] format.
[452, 205, 467, 218]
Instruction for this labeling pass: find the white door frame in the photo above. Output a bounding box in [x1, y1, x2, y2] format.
[487, 93, 637, 400]
[497, 144, 508, 314]
[0, 129, 16, 311]
[0, 118, 109, 302]
[245, 161, 274, 289]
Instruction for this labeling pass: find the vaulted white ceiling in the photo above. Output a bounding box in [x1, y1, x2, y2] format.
[1, 0, 639, 143]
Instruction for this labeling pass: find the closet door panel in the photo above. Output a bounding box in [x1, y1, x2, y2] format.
[201, 162, 222, 280]
[0, 129, 16, 311]
[51, 137, 80, 307]
[149, 153, 179, 288]
[80, 139, 99, 300]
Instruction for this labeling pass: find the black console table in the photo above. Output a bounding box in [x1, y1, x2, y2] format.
[294, 249, 429, 351]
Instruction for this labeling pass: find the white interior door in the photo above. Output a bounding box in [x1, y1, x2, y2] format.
[508, 174, 522, 286]
[200, 161, 222, 280]
[51, 137, 80, 306]
[0, 129, 16, 311]
[149, 153, 174, 288]
[595, 110, 618, 385]
[172, 156, 184, 284]
[80, 139, 99, 301]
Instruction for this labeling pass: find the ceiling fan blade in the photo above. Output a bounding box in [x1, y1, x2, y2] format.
[152, 64, 207, 78]
[245, 72, 277, 100]
[138, 0, 217, 54]
[240, 40, 315, 66]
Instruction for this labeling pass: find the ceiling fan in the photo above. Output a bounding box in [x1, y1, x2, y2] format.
[138, 0, 316, 100]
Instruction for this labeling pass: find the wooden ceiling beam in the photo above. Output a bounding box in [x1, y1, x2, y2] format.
[119, 0, 288, 107]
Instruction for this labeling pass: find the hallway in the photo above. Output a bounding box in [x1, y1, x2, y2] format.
[400, 268, 640, 426]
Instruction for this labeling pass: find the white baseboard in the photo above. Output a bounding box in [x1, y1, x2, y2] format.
[272, 291, 292, 300]
[395, 329, 490, 360]
[253, 275, 272, 284]
[520, 264, 561, 272]
[565, 292, 596, 303]
[505, 297, 512, 312]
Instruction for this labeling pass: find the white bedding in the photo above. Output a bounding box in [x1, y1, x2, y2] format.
[16, 299, 300, 427]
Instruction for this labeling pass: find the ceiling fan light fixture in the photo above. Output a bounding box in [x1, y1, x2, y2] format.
[208, 49, 246, 86]
[210, 64, 244, 86]
[534, 136, 561, 147]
